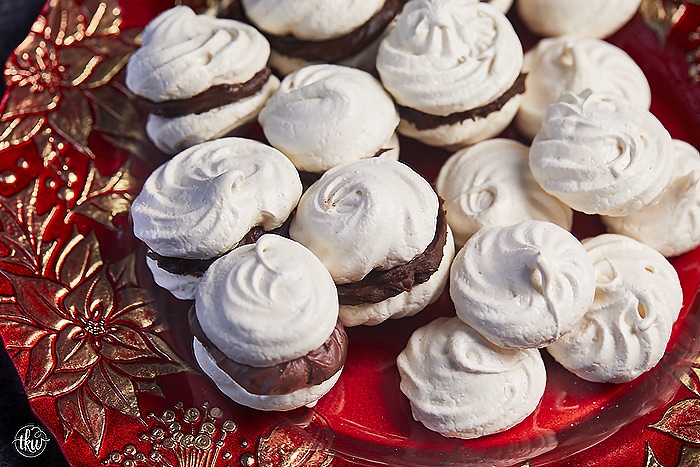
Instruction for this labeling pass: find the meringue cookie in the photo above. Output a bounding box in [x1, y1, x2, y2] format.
[517, 0, 641, 39]
[516, 36, 651, 141]
[125, 6, 279, 154]
[376, 0, 524, 148]
[602, 140, 700, 257]
[290, 158, 453, 326]
[259, 64, 400, 173]
[529, 90, 673, 217]
[397, 317, 546, 439]
[241, 0, 399, 75]
[450, 220, 596, 348]
[192, 234, 345, 410]
[483, 0, 513, 13]
[436, 139, 572, 249]
[547, 234, 683, 383]
[131, 137, 302, 299]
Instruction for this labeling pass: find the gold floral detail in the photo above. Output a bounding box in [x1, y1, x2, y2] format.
[257, 411, 335, 467]
[0, 179, 192, 455]
[102, 401, 241, 467]
[646, 442, 700, 467]
[640, 0, 688, 46]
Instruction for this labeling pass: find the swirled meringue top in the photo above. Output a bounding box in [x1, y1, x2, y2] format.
[131, 137, 302, 259]
[376, 0, 523, 115]
[517, 0, 641, 39]
[529, 90, 673, 217]
[436, 139, 572, 248]
[241, 0, 385, 40]
[125, 6, 271, 101]
[258, 64, 400, 173]
[602, 140, 700, 257]
[289, 158, 439, 284]
[397, 316, 546, 439]
[450, 220, 595, 348]
[517, 36, 651, 140]
[547, 233, 682, 383]
[194, 234, 339, 367]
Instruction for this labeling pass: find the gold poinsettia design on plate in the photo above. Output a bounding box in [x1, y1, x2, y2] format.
[0, 181, 192, 455]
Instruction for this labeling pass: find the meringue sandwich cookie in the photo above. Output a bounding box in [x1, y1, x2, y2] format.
[517, 0, 641, 39]
[191, 235, 348, 411]
[258, 64, 400, 175]
[602, 140, 700, 257]
[397, 317, 546, 439]
[131, 137, 303, 300]
[515, 36, 651, 141]
[435, 138, 572, 249]
[547, 234, 683, 383]
[289, 158, 455, 327]
[450, 220, 596, 349]
[376, 0, 525, 149]
[240, 0, 401, 75]
[124, 6, 280, 155]
[529, 90, 673, 217]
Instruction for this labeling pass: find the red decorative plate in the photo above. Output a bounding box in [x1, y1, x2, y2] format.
[1, 1, 700, 466]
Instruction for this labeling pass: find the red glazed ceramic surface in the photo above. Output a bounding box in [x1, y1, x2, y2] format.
[1, 1, 700, 466]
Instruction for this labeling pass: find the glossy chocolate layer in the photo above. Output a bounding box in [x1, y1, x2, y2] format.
[190, 308, 348, 396]
[138, 67, 272, 118]
[397, 73, 527, 130]
[147, 226, 266, 276]
[336, 199, 448, 306]
[253, 0, 400, 63]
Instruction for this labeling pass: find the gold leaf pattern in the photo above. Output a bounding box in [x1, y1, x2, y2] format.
[640, 0, 688, 46]
[58, 387, 108, 455]
[257, 412, 335, 467]
[645, 442, 669, 467]
[678, 445, 700, 467]
[650, 398, 700, 443]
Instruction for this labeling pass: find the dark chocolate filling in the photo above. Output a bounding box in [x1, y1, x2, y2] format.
[336, 198, 448, 306]
[138, 67, 272, 118]
[397, 73, 528, 131]
[147, 225, 266, 277]
[249, 0, 401, 63]
[190, 307, 348, 396]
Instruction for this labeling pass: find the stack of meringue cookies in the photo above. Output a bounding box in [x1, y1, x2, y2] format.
[125, 0, 699, 441]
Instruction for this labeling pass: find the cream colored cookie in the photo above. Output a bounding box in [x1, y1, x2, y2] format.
[397, 317, 546, 439]
[436, 138, 572, 249]
[450, 220, 595, 348]
[547, 234, 683, 383]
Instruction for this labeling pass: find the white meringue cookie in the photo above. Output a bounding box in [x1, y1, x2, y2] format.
[241, 0, 384, 40]
[602, 140, 700, 257]
[126, 6, 271, 101]
[131, 137, 302, 260]
[529, 90, 673, 217]
[194, 235, 340, 367]
[483, 0, 513, 13]
[377, 1, 522, 115]
[547, 234, 683, 383]
[193, 339, 342, 411]
[450, 220, 596, 348]
[290, 158, 439, 283]
[516, 36, 651, 141]
[145, 77, 279, 155]
[436, 139, 572, 249]
[517, 0, 641, 39]
[397, 317, 546, 439]
[376, 0, 523, 148]
[259, 64, 400, 173]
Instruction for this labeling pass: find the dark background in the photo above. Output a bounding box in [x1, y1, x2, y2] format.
[0, 0, 72, 466]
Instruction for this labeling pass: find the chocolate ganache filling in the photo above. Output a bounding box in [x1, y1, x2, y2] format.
[189, 308, 348, 396]
[251, 0, 401, 63]
[147, 225, 266, 277]
[337, 198, 448, 306]
[398, 73, 528, 131]
[138, 67, 272, 119]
